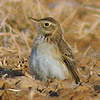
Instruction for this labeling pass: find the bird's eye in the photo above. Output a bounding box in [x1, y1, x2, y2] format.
[44, 23, 49, 26]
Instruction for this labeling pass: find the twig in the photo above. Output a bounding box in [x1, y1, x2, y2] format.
[74, 42, 78, 53]
[20, 0, 28, 23]
[7, 88, 21, 92]
[8, 25, 21, 51]
[61, 0, 89, 32]
[36, 0, 44, 17]
[22, 32, 31, 52]
[0, 33, 11, 36]
[29, 88, 35, 100]
[78, 22, 85, 35]
[84, 46, 91, 55]
[2, 74, 8, 79]
[2, 24, 7, 48]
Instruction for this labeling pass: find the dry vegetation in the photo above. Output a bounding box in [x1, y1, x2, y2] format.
[0, 0, 100, 100]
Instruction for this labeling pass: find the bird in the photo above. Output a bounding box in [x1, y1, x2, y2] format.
[29, 17, 80, 84]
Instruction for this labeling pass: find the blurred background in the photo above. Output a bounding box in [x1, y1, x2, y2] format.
[0, 0, 100, 48]
[0, 0, 100, 70]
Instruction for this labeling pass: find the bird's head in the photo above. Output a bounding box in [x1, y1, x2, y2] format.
[28, 17, 62, 38]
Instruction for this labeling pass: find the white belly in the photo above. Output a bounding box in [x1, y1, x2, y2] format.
[29, 39, 70, 81]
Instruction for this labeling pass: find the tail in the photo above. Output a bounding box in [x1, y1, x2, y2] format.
[71, 67, 80, 84]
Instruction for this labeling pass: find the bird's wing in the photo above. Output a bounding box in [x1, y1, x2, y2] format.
[58, 39, 80, 84]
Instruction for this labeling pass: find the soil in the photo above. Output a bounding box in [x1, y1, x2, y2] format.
[0, 34, 100, 100]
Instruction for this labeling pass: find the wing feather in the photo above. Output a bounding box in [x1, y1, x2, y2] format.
[58, 39, 80, 84]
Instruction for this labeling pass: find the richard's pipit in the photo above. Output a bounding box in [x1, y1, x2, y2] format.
[29, 17, 80, 84]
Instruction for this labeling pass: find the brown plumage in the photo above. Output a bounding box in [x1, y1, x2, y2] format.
[29, 17, 80, 84]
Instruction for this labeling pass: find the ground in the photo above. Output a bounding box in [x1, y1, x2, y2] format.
[0, 0, 100, 100]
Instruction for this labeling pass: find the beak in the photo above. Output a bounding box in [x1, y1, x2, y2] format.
[28, 17, 39, 24]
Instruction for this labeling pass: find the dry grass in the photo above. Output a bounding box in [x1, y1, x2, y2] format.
[0, 0, 100, 49]
[0, 0, 100, 100]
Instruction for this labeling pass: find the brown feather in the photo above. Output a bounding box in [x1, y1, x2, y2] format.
[58, 39, 80, 84]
